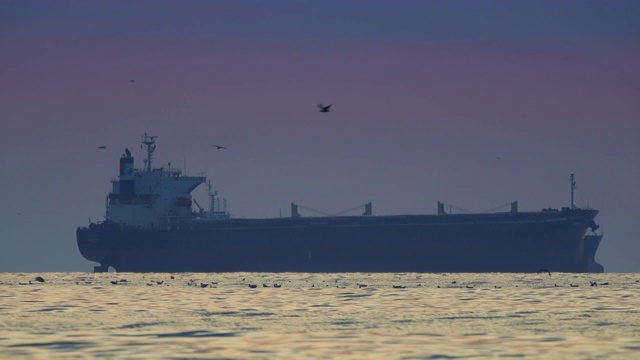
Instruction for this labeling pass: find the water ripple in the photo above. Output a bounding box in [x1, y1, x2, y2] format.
[154, 330, 238, 338]
[8, 341, 95, 350]
[119, 321, 167, 329]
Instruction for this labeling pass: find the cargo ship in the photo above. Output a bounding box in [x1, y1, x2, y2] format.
[77, 134, 601, 273]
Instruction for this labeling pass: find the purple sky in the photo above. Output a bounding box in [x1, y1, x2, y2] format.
[1, 1, 639, 272]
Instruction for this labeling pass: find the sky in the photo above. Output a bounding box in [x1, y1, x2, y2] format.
[1, 0, 639, 272]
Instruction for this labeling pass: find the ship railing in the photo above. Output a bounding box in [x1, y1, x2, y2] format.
[136, 167, 183, 176]
[197, 211, 231, 220]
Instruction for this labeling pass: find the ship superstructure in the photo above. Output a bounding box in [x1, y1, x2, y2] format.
[106, 133, 212, 228]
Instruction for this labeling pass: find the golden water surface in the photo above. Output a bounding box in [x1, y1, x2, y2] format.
[1, 272, 639, 359]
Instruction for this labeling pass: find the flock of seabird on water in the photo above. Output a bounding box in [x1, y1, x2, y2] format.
[11, 273, 629, 289]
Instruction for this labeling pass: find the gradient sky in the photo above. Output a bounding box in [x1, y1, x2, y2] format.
[1, 0, 639, 272]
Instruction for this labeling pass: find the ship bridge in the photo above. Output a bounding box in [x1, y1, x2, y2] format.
[105, 134, 205, 228]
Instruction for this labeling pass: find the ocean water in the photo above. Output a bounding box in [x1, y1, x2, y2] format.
[1, 272, 639, 359]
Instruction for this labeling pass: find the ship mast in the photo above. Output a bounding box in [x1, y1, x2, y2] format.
[142, 133, 157, 172]
[570, 173, 576, 210]
[207, 181, 217, 212]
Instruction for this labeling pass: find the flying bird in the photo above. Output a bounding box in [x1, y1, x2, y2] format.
[317, 104, 332, 113]
[130, 79, 135, 83]
[212, 145, 227, 150]
[98, 145, 106, 149]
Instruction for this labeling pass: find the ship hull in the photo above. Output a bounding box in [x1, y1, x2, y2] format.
[77, 209, 598, 273]
[584, 234, 604, 273]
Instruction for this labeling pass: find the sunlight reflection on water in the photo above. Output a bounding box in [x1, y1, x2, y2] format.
[1, 272, 639, 358]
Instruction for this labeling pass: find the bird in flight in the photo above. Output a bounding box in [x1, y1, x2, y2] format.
[212, 145, 227, 150]
[130, 79, 135, 83]
[98, 145, 107, 149]
[317, 104, 332, 113]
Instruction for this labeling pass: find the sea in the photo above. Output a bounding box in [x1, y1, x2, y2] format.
[1, 272, 639, 359]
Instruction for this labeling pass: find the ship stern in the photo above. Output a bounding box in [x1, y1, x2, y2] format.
[77, 223, 111, 272]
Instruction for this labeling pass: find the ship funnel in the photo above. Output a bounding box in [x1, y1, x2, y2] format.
[119, 148, 134, 178]
[119, 148, 135, 204]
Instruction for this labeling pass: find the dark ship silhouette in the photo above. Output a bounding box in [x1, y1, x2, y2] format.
[77, 134, 601, 273]
[584, 234, 605, 273]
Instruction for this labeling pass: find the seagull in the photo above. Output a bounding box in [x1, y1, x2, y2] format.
[317, 104, 332, 113]
[212, 145, 227, 150]
[98, 145, 106, 149]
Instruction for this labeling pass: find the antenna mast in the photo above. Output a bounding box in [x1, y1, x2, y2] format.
[142, 133, 157, 172]
[207, 181, 217, 212]
[570, 173, 576, 210]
